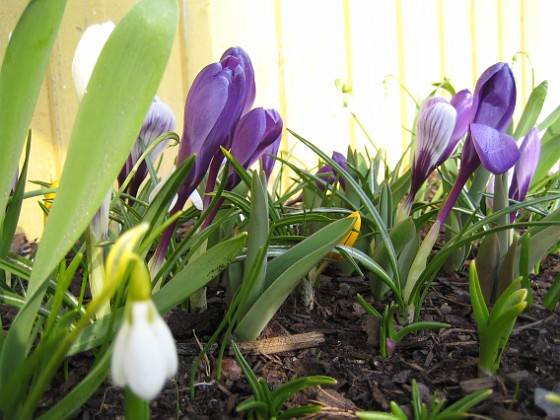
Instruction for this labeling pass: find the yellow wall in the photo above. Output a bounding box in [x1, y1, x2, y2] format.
[1, 0, 559, 240]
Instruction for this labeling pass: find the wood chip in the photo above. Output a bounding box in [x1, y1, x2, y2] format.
[460, 370, 531, 393]
[234, 331, 325, 355]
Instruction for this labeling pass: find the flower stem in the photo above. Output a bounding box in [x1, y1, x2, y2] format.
[125, 387, 150, 419]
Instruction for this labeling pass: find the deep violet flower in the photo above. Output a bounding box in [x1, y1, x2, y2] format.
[316, 151, 348, 191]
[437, 62, 519, 225]
[201, 108, 283, 227]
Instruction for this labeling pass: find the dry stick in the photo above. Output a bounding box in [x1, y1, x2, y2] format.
[233, 331, 325, 355]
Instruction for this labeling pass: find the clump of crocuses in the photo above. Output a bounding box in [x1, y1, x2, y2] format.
[151, 47, 282, 272]
[403, 62, 521, 306]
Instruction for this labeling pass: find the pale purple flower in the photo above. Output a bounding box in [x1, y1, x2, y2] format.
[118, 97, 176, 197]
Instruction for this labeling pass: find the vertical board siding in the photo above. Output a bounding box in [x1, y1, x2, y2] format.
[0, 0, 556, 239]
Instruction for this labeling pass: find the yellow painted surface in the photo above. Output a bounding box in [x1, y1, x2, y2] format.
[1, 0, 558, 239]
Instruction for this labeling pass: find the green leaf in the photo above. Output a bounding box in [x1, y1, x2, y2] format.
[37, 351, 111, 420]
[443, 389, 492, 414]
[272, 376, 336, 410]
[0, 134, 31, 259]
[474, 232, 500, 303]
[235, 217, 354, 340]
[239, 171, 269, 317]
[0, 0, 67, 228]
[514, 208, 560, 278]
[469, 261, 489, 329]
[530, 135, 560, 189]
[0, 0, 179, 384]
[543, 271, 560, 310]
[513, 80, 547, 140]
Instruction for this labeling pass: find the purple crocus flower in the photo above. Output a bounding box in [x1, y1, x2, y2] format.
[177, 55, 247, 191]
[151, 51, 249, 273]
[508, 127, 541, 222]
[316, 151, 348, 191]
[437, 62, 519, 225]
[118, 97, 176, 197]
[201, 107, 283, 227]
[228, 108, 283, 183]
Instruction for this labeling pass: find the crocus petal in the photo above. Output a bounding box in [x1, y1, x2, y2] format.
[141, 97, 176, 162]
[260, 135, 281, 180]
[178, 58, 246, 187]
[72, 22, 115, 100]
[470, 62, 516, 132]
[437, 88, 473, 167]
[450, 89, 473, 144]
[411, 98, 456, 192]
[220, 47, 256, 115]
[509, 127, 541, 202]
[470, 123, 520, 174]
[230, 108, 283, 169]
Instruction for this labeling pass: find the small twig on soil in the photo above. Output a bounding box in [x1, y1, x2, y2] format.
[460, 370, 530, 393]
[511, 313, 556, 334]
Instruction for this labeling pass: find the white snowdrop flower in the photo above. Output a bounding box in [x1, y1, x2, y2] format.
[111, 299, 178, 400]
[72, 21, 115, 100]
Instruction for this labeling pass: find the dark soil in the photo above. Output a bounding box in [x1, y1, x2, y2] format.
[27, 252, 560, 419]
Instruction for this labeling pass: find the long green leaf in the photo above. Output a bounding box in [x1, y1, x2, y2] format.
[514, 208, 560, 278]
[469, 262, 489, 329]
[0, 0, 67, 228]
[235, 217, 354, 340]
[37, 351, 111, 420]
[531, 135, 560, 189]
[0, 0, 179, 383]
[513, 80, 547, 139]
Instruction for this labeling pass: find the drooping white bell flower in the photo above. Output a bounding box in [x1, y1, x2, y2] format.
[72, 21, 115, 100]
[111, 299, 178, 400]
[111, 253, 178, 401]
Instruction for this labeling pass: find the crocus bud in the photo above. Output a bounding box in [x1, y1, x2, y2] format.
[260, 135, 282, 180]
[328, 211, 361, 260]
[72, 22, 115, 100]
[509, 127, 541, 221]
[411, 98, 457, 195]
[201, 108, 283, 224]
[177, 56, 246, 190]
[461, 63, 517, 176]
[220, 47, 256, 116]
[119, 97, 176, 197]
[229, 108, 283, 176]
[316, 151, 348, 191]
